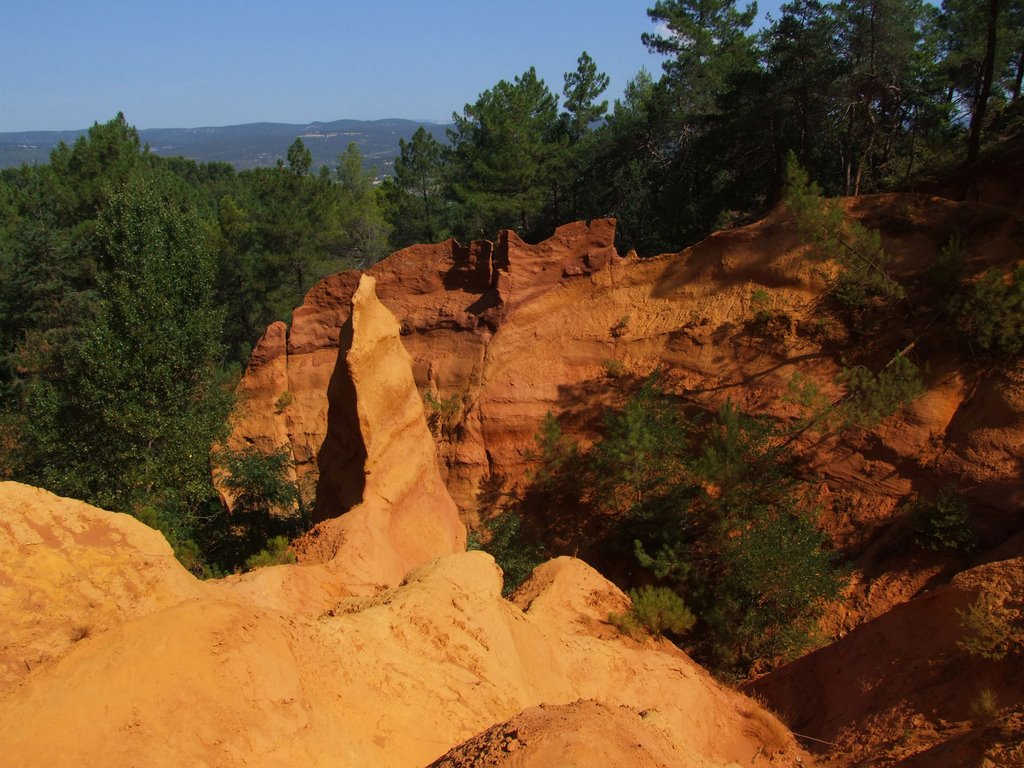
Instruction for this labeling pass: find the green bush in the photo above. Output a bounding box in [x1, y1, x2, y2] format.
[910, 489, 975, 553]
[784, 154, 903, 308]
[509, 382, 844, 675]
[423, 391, 462, 438]
[135, 504, 222, 579]
[601, 357, 626, 378]
[836, 354, 923, 429]
[599, 390, 841, 673]
[610, 585, 696, 637]
[214, 445, 306, 571]
[747, 288, 791, 337]
[750, 288, 772, 324]
[971, 688, 1000, 724]
[274, 391, 294, 414]
[957, 593, 1023, 661]
[929, 234, 965, 295]
[477, 510, 546, 597]
[244, 535, 297, 570]
[611, 314, 630, 338]
[956, 265, 1024, 359]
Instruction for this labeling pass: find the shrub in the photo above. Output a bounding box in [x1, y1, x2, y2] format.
[135, 503, 220, 578]
[956, 265, 1024, 359]
[750, 288, 772, 324]
[929, 234, 965, 295]
[957, 593, 1023, 661]
[610, 585, 696, 637]
[784, 154, 903, 308]
[835, 354, 923, 428]
[748, 288, 791, 338]
[214, 445, 305, 571]
[274, 391, 294, 414]
[783, 371, 830, 426]
[608, 608, 644, 636]
[513, 383, 843, 676]
[611, 314, 630, 338]
[971, 688, 1000, 724]
[910, 489, 975, 553]
[601, 357, 626, 378]
[423, 391, 462, 438]
[244, 535, 297, 570]
[478, 511, 546, 597]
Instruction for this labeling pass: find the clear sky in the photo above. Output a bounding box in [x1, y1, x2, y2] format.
[1, 0, 785, 132]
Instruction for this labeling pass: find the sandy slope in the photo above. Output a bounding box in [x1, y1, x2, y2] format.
[0, 482, 805, 767]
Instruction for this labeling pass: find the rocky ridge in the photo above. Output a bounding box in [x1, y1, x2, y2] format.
[0, 494, 802, 767]
[229, 196, 1023, 621]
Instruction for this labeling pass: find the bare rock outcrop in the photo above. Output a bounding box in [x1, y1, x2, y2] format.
[0, 486, 808, 768]
[291, 274, 466, 590]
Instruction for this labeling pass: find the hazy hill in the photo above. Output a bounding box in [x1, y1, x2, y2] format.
[0, 118, 452, 172]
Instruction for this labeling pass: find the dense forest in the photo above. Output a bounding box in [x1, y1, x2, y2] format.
[0, 0, 1021, 579]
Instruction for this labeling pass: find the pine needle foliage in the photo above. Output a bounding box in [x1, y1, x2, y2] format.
[784, 154, 903, 307]
[521, 379, 843, 675]
[610, 585, 696, 637]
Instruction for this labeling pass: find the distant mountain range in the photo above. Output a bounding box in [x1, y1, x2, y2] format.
[0, 119, 452, 172]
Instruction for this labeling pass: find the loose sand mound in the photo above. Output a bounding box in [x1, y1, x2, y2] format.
[427, 699, 764, 768]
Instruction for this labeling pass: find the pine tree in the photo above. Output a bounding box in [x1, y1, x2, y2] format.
[447, 67, 562, 238]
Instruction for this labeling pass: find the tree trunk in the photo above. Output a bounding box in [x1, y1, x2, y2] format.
[968, 0, 1001, 164]
[1013, 48, 1024, 100]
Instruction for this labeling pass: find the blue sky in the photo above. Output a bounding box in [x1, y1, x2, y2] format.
[1, 0, 785, 132]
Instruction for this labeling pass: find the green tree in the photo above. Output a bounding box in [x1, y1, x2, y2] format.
[783, 153, 903, 307]
[518, 384, 843, 675]
[836, 0, 936, 193]
[215, 445, 305, 568]
[643, 0, 759, 117]
[239, 160, 346, 316]
[572, 69, 679, 253]
[469, 510, 546, 597]
[387, 126, 449, 247]
[48, 112, 147, 227]
[955, 265, 1024, 358]
[447, 67, 562, 238]
[286, 137, 313, 176]
[562, 51, 611, 142]
[560, 51, 612, 220]
[19, 176, 233, 523]
[336, 142, 391, 266]
[631, 398, 842, 671]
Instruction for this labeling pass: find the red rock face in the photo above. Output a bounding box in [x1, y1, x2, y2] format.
[228, 203, 1024, 623]
[225, 218, 627, 523]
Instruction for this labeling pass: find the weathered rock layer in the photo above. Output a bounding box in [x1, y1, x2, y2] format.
[230, 203, 1023, 582]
